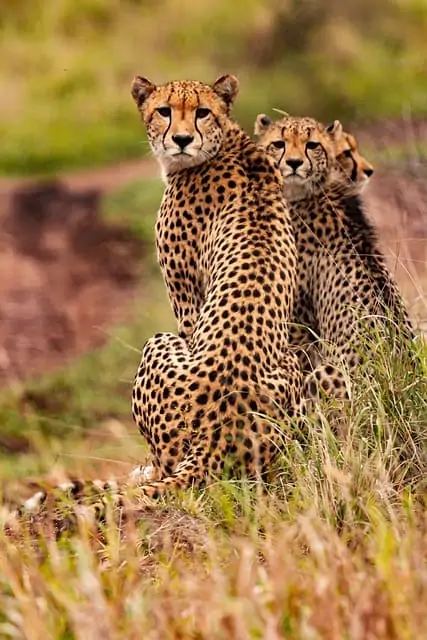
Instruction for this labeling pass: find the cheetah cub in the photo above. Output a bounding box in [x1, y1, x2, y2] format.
[255, 113, 413, 403]
[331, 122, 374, 190]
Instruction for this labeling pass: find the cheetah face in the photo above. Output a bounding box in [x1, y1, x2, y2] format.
[328, 121, 374, 191]
[255, 115, 335, 200]
[131, 75, 239, 175]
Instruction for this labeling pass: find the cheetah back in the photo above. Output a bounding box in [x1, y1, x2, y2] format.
[130, 76, 302, 496]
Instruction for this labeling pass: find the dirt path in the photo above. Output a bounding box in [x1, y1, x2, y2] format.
[0, 160, 157, 386]
[0, 157, 158, 199]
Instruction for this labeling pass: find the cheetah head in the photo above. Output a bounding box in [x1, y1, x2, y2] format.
[327, 121, 374, 191]
[131, 74, 239, 175]
[255, 114, 337, 201]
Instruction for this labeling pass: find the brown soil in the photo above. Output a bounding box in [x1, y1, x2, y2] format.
[0, 157, 158, 196]
[365, 169, 427, 283]
[0, 158, 160, 386]
[353, 116, 427, 312]
[353, 115, 427, 153]
[0, 177, 146, 386]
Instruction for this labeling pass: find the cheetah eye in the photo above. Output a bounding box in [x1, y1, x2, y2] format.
[196, 107, 211, 119]
[156, 106, 171, 118]
[272, 140, 286, 150]
[306, 141, 320, 150]
[343, 149, 353, 158]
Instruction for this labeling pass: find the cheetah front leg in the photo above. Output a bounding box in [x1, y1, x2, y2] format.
[269, 351, 304, 417]
[259, 352, 304, 444]
[128, 464, 159, 484]
[161, 265, 204, 342]
[131, 444, 214, 499]
[173, 297, 200, 342]
[132, 331, 195, 478]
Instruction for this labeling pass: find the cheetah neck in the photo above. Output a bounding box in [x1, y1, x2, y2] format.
[283, 165, 357, 205]
[288, 173, 379, 257]
[214, 120, 254, 163]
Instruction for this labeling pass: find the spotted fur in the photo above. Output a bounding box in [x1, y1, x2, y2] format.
[255, 114, 374, 193]
[5, 77, 302, 528]
[130, 75, 302, 497]
[255, 114, 413, 401]
[328, 120, 374, 190]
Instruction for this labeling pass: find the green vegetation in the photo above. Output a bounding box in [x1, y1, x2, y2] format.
[375, 143, 427, 178]
[0, 281, 173, 484]
[1, 0, 427, 175]
[103, 178, 163, 248]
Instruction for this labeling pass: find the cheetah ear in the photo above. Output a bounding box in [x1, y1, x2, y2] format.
[211, 74, 239, 109]
[326, 119, 343, 140]
[254, 113, 272, 136]
[131, 76, 156, 108]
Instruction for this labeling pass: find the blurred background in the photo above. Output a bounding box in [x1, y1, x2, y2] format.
[2, 0, 427, 174]
[0, 0, 426, 494]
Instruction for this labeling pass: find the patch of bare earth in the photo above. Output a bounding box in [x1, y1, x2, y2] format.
[0, 177, 146, 386]
[366, 171, 427, 277]
[335, 116, 427, 322]
[363, 172, 427, 324]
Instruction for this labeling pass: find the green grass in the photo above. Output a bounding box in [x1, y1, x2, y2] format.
[1, 117, 145, 177]
[2, 0, 427, 175]
[370, 143, 427, 178]
[0, 284, 172, 483]
[103, 178, 164, 246]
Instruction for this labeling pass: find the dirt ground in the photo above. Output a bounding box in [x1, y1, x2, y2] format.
[366, 170, 427, 314]
[0, 127, 426, 387]
[0, 173, 150, 386]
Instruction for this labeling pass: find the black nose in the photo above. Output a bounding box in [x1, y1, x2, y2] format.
[364, 168, 374, 177]
[172, 134, 194, 150]
[286, 158, 304, 171]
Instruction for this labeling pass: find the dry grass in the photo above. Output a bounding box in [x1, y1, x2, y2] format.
[1, 331, 426, 638]
[1, 470, 427, 638]
[1, 173, 427, 638]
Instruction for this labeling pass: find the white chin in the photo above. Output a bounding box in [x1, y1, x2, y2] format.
[282, 177, 310, 202]
[159, 152, 205, 175]
[283, 172, 305, 181]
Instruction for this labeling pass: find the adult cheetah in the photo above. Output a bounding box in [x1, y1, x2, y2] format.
[128, 75, 302, 497]
[6, 76, 302, 525]
[255, 113, 413, 401]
